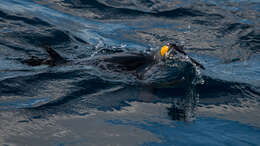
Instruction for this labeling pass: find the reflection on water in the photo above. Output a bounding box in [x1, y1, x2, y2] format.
[168, 87, 198, 121]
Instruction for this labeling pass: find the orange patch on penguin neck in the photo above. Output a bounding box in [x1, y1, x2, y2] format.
[160, 45, 169, 56]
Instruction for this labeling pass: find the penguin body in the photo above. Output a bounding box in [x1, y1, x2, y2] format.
[22, 43, 204, 80]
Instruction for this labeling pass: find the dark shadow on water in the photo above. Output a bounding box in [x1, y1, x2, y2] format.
[61, 0, 223, 20]
[0, 10, 51, 26]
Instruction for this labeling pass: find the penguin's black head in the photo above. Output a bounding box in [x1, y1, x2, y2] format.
[160, 43, 205, 70]
[160, 43, 186, 60]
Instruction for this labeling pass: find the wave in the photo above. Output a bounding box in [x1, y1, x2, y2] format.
[59, 0, 224, 19]
[0, 10, 50, 26]
[0, 67, 258, 111]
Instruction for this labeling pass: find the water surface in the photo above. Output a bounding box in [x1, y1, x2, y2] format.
[0, 0, 260, 145]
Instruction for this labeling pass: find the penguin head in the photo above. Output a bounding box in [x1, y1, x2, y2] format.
[159, 43, 205, 70]
[160, 43, 184, 61]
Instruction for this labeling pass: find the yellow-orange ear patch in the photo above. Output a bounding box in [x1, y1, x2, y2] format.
[161, 45, 169, 56]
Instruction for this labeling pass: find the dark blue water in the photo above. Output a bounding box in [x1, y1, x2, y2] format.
[0, 0, 260, 145]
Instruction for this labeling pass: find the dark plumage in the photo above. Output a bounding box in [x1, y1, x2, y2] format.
[22, 43, 204, 79]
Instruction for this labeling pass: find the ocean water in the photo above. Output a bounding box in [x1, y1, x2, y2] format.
[0, 0, 260, 145]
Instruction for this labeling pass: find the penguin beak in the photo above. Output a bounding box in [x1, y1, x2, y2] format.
[165, 43, 205, 70]
[165, 48, 174, 58]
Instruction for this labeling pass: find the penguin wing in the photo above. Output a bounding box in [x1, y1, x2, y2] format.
[22, 47, 67, 66]
[43, 46, 67, 66]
